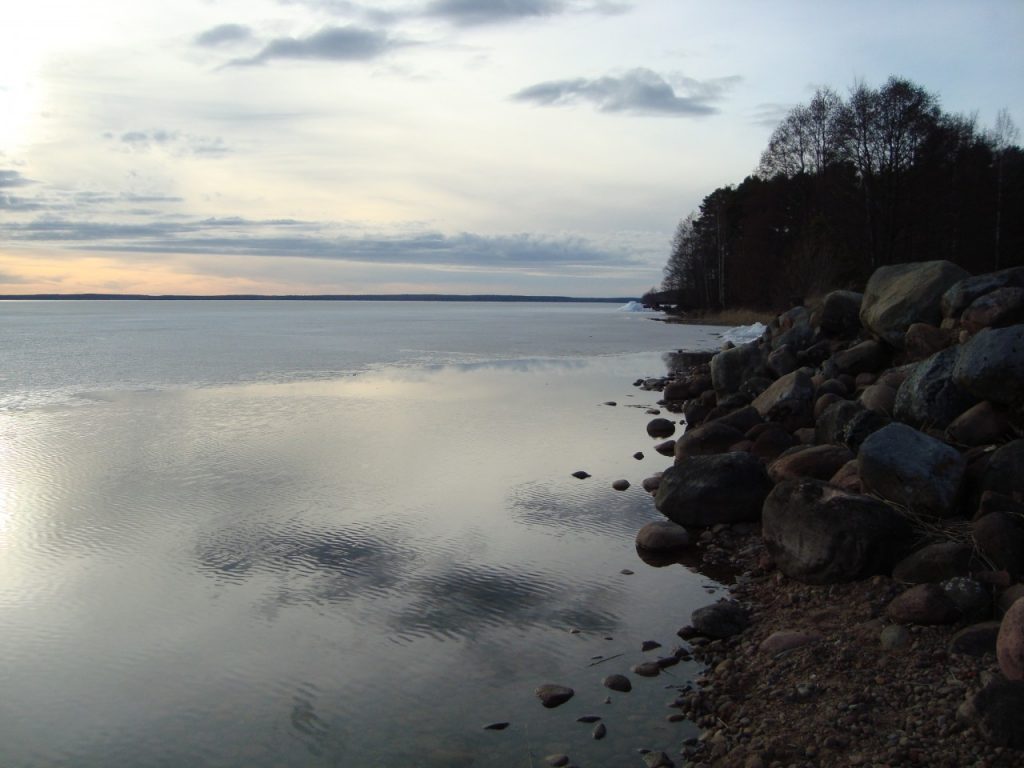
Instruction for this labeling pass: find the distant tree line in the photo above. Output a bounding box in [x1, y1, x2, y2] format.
[645, 77, 1024, 311]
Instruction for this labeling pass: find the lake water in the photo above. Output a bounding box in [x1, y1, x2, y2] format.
[0, 301, 729, 767]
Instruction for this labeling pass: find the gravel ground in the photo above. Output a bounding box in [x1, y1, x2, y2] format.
[672, 526, 1023, 768]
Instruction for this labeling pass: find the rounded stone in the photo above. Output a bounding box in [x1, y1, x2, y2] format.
[646, 418, 676, 439]
[602, 674, 632, 692]
[535, 684, 574, 708]
[635, 520, 690, 552]
[997, 598, 1024, 681]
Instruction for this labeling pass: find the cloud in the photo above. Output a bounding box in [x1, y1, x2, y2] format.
[750, 102, 794, 127]
[103, 130, 229, 157]
[194, 24, 253, 47]
[0, 169, 34, 188]
[424, 0, 629, 26]
[228, 25, 396, 66]
[512, 68, 739, 116]
[5, 216, 637, 271]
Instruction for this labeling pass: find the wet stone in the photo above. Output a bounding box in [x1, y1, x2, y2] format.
[571, 470, 590, 479]
[612, 479, 630, 491]
[632, 661, 662, 677]
[483, 722, 510, 730]
[641, 640, 662, 651]
[545, 756, 570, 768]
[592, 722, 607, 740]
[535, 684, 574, 708]
[576, 714, 601, 723]
[602, 674, 632, 692]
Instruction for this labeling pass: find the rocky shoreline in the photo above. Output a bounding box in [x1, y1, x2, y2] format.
[624, 262, 1024, 767]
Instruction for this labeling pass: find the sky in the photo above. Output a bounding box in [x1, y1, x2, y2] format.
[1, 0, 1022, 296]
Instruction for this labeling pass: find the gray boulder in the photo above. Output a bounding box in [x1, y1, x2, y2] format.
[815, 399, 864, 445]
[818, 290, 863, 337]
[953, 325, 1024, 407]
[858, 423, 966, 519]
[894, 346, 976, 430]
[710, 341, 766, 397]
[942, 266, 1024, 319]
[961, 286, 1024, 334]
[673, 421, 745, 459]
[831, 340, 889, 376]
[762, 479, 911, 584]
[861, 260, 970, 348]
[751, 368, 815, 419]
[655, 453, 772, 527]
[646, 417, 676, 438]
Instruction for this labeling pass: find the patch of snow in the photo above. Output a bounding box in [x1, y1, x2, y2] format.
[719, 322, 767, 345]
[618, 301, 652, 312]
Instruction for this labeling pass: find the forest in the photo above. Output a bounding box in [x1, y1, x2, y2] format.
[644, 77, 1024, 312]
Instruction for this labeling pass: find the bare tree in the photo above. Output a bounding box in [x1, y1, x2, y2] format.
[991, 108, 1020, 269]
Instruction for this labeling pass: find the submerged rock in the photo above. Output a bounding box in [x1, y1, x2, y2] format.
[635, 520, 690, 552]
[690, 600, 749, 639]
[602, 674, 631, 693]
[535, 684, 574, 708]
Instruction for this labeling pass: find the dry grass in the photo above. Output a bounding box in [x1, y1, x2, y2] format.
[661, 307, 777, 327]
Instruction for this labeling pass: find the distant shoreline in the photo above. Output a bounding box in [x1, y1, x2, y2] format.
[0, 293, 635, 303]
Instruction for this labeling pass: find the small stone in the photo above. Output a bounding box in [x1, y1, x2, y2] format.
[535, 684, 574, 708]
[620, 569, 634, 575]
[612, 479, 630, 491]
[592, 722, 607, 740]
[576, 714, 601, 723]
[641, 640, 662, 651]
[643, 751, 675, 767]
[633, 451, 645, 460]
[880, 624, 911, 650]
[690, 600, 749, 639]
[483, 722, 510, 730]
[603, 401, 617, 406]
[571, 471, 590, 479]
[632, 661, 661, 677]
[647, 417, 676, 438]
[602, 674, 632, 692]
[758, 629, 822, 655]
[635, 520, 690, 551]
[654, 439, 676, 456]
[545, 756, 570, 768]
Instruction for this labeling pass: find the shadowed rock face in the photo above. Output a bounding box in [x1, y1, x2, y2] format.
[953, 325, 1024, 407]
[860, 260, 969, 348]
[858, 422, 966, 519]
[654, 452, 772, 527]
[762, 479, 912, 584]
[894, 346, 976, 429]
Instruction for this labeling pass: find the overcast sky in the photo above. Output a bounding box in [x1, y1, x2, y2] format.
[1, 0, 1022, 296]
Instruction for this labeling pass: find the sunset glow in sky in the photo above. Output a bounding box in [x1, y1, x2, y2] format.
[2, 0, 1022, 295]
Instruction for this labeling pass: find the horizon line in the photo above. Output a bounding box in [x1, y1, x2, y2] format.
[0, 293, 640, 303]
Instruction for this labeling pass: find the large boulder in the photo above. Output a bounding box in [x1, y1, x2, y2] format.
[817, 290, 863, 337]
[768, 444, 853, 484]
[751, 368, 815, 419]
[892, 541, 975, 584]
[953, 325, 1024, 407]
[903, 322, 955, 363]
[815, 399, 864, 445]
[831, 340, 889, 376]
[973, 512, 1024, 576]
[942, 266, 1024, 319]
[858, 423, 966, 519]
[946, 401, 1011, 447]
[710, 341, 767, 397]
[998, 598, 1024, 681]
[762, 479, 911, 584]
[961, 287, 1024, 334]
[655, 453, 772, 527]
[981, 440, 1024, 498]
[893, 346, 976, 430]
[673, 422, 745, 459]
[860, 260, 970, 349]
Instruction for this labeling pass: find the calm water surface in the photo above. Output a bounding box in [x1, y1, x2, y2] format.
[0, 302, 729, 767]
